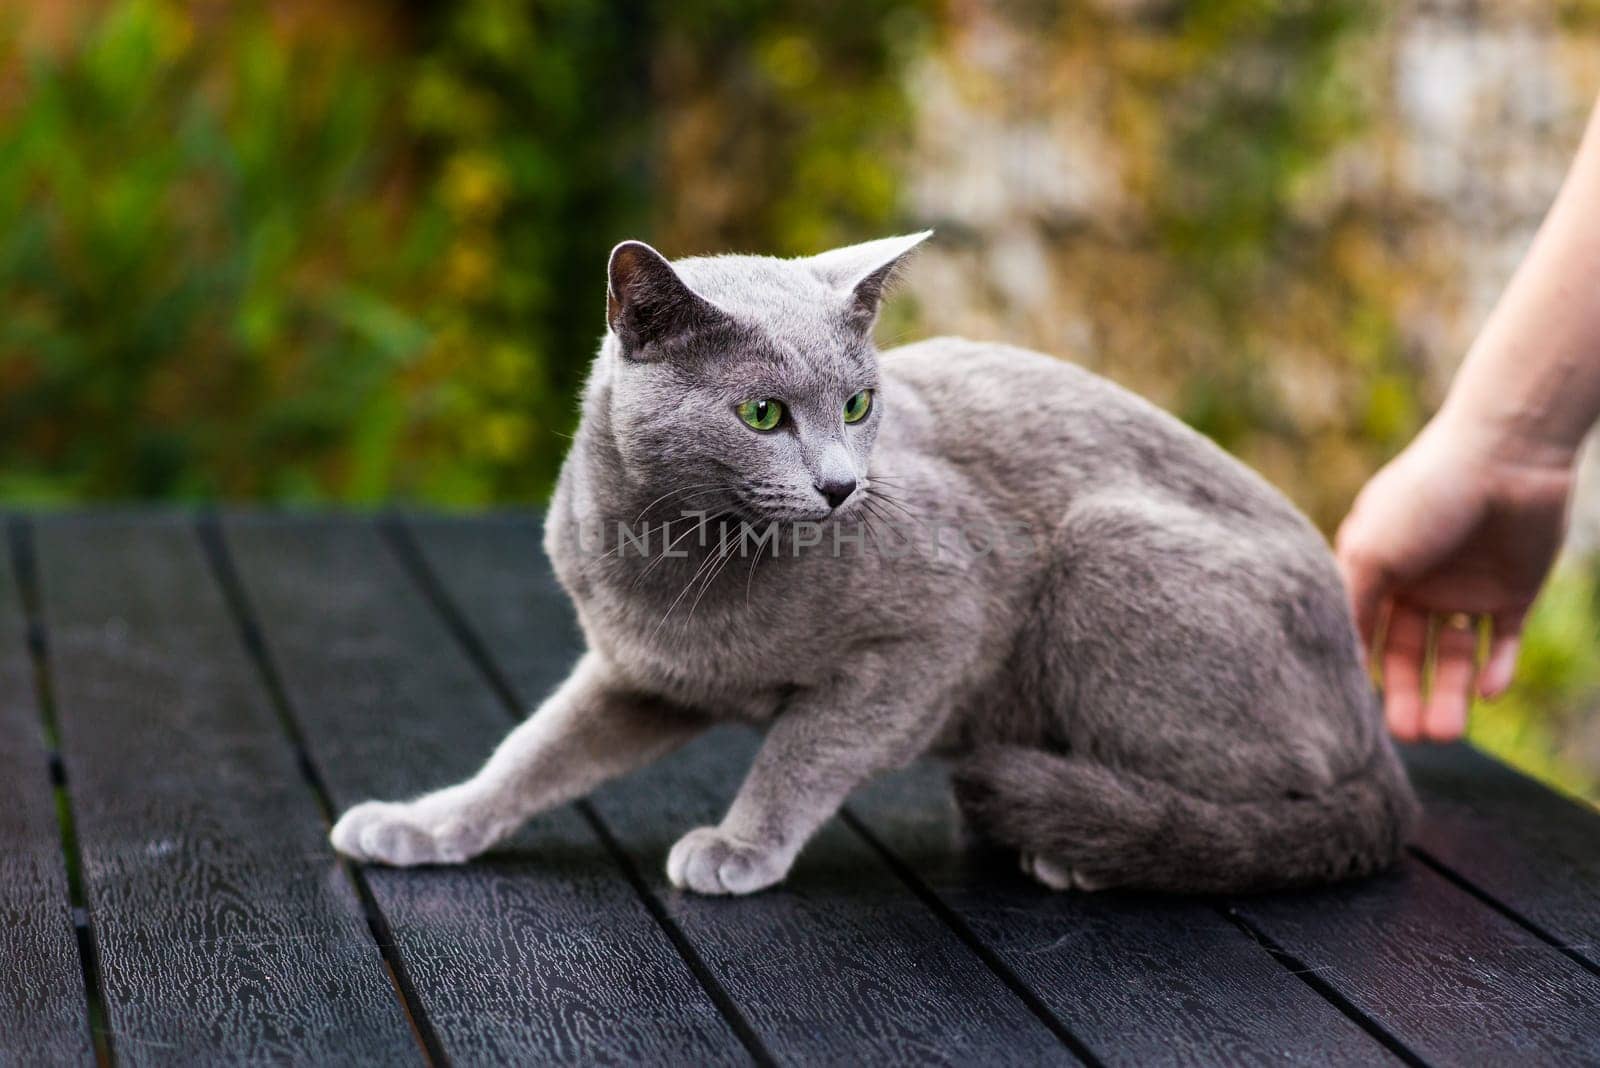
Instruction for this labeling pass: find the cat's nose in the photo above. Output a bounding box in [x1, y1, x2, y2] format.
[816, 477, 857, 509]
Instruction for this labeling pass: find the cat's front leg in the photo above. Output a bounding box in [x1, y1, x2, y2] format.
[332, 652, 704, 866]
[668, 649, 960, 895]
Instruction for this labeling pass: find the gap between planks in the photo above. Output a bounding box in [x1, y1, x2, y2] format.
[1219, 906, 1425, 1067]
[7, 518, 115, 1068]
[377, 514, 777, 1068]
[385, 513, 1100, 1065]
[194, 515, 447, 1068]
[838, 808, 1105, 1066]
[383, 513, 1591, 1068]
[22, 511, 1586, 1068]
[1408, 845, 1600, 980]
[383, 512, 1395, 1067]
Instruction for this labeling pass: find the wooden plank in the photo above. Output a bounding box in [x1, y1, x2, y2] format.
[31, 515, 418, 1066]
[601, 728, 1080, 1066]
[1404, 742, 1600, 970]
[846, 763, 1397, 1067]
[221, 515, 748, 1066]
[407, 515, 1082, 1066]
[0, 523, 93, 1066]
[1232, 858, 1600, 1065]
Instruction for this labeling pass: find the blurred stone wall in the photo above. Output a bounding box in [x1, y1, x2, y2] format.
[898, 0, 1600, 536]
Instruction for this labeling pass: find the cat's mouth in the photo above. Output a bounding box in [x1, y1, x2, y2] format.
[730, 493, 847, 525]
[753, 502, 837, 524]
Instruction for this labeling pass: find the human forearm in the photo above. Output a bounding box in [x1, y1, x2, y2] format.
[1438, 95, 1600, 464]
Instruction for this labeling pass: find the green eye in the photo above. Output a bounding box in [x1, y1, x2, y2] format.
[737, 398, 784, 431]
[843, 389, 873, 424]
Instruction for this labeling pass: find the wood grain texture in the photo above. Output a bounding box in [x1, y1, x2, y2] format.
[847, 763, 1396, 1067]
[1233, 858, 1600, 1065]
[222, 515, 747, 1067]
[1405, 742, 1600, 970]
[20, 510, 1600, 1066]
[32, 515, 419, 1066]
[0, 526, 93, 1067]
[407, 515, 1080, 1067]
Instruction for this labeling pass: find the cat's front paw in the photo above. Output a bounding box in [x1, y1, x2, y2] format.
[666, 826, 789, 895]
[330, 799, 493, 867]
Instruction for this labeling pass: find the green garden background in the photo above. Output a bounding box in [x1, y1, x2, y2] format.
[2, 0, 1598, 800]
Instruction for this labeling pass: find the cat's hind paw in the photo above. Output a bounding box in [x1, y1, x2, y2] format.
[1019, 851, 1105, 893]
[330, 799, 491, 867]
[667, 826, 789, 896]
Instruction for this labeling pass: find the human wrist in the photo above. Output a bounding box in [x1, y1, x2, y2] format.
[1432, 377, 1587, 475]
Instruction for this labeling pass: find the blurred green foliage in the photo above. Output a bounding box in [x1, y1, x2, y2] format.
[1470, 566, 1600, 800]
[644, 0, 927, 256]
[995, 0, 1423, 532]
[0, 0, 1406, 511]
[0, 0, 923, 503]
[400, 0, 654, 501]
[1154, 1, 1416, 458]
[0, 1, 439, 500]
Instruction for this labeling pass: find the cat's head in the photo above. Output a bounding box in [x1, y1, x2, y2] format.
[597, 233, 930, 523]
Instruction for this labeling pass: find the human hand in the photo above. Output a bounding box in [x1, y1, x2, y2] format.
[1335, 412, 1573, 742]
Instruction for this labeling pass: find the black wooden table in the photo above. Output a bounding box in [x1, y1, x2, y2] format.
[3, 513, 1598, 1067]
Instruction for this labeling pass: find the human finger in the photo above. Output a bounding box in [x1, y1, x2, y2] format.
[1477, 610, 1525, 699]
[1423, 613, 1477, 742]
[1381, 605, 1428, 742]
[1335, 531, 1388, 651]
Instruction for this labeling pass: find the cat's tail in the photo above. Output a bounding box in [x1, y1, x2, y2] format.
[950, 743, 1418, 894]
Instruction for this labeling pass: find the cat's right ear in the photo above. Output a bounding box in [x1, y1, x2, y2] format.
[807, 230, 933, 331]
[606, 241, 722, 359]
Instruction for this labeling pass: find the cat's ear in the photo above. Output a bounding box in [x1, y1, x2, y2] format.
[808, 230, 933, 330]
[606, 241, 725, 359]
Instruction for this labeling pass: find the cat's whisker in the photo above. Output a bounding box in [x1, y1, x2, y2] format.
[634, 510, 733, 587]
[688, 532, 741, 620]
[867, 492, 922, 528]
[866, 482, 919, 509]
[632, 482, 726, 527]
[574, 541, 624, 575]
[872, 508, 922, 536]
[575, 529, 645, 577]
[875, 500, 922, 550]
[635, 497, 726, 537]
[860, 498, 902, 545]
[638, 481, 724, 515]
[744, 526, 773, 609]
[576, 512, 677, 578]
[868, 490, 921, 515]
[576, 495, 718, 578]
[870, 482, 921, 505]
[852, 511, 885, 562]
[862, 499, 898, 531]
[653, 525, 735, 635]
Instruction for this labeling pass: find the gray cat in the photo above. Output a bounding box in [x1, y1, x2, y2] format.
[330, 233, 1417, 895]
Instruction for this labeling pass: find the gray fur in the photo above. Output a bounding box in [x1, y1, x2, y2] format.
[331, 233, 1417, 896]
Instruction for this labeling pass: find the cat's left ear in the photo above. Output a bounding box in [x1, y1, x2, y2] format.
[607, 240, 727, 360]
[807, 230, 933, 330]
